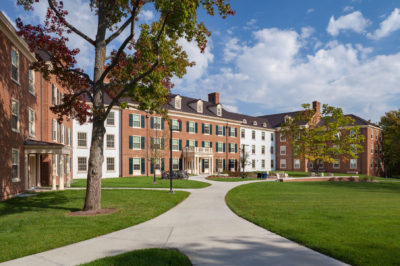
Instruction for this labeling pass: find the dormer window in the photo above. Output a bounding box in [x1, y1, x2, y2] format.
[217, 105, 222, 116]
[284, 115, 292, 122]
[253, 121, 257, 126]
[263, 122, 267, 127]
[197, 100, 203, 113]
[243, 119, 247, 124]
[175, 96, 181, 109]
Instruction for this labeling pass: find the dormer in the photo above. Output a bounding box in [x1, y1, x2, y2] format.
[284, 115, 292, 122]
[209, 103, 222, 116]
[253, 121, 257, 126]
[174, 95, 181, 110]
[263, 122, 267, 128]
[189, 99, 203, 113]
[242, 119, 247, 124]
[217, 105, 222, 116]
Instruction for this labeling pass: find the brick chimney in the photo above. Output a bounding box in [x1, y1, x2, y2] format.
[312, 101, 321, 114]
[208, 92, 220, 105]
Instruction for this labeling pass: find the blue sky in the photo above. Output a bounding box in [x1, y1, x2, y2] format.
[2, 0, 400, 122]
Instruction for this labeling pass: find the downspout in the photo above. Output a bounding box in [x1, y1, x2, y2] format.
[40, 73, 43, 141]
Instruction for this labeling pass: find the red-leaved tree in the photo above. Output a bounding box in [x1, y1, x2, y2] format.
[17, 0, 234, 211]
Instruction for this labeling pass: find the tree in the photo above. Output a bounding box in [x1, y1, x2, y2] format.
[280, 103, 365, 174]
[380, 109, 400, 177]
[239, 145, 251, 178]
[149, 118, 169, 182]
[16, 0, 234, 211]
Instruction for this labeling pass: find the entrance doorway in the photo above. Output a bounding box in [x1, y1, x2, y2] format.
[203, 159, 210, 174]
[28, 155, 36, 189]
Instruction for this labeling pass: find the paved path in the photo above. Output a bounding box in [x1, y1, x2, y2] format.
[3, 176, 346, 266]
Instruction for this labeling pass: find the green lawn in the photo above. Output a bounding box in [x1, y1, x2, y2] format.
[207, 177, 259, 182]
[226, 181, 400, 266]
[82, 248, 191, 266]
[71, 176, 210, 189]
[0, 190, 189, 262]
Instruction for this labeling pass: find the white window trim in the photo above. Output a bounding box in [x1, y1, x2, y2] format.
[132, 135, 142, 150]
[280, 134, 286, 142]
[106, 111, 115, 126]
[11, 98, 20, 133]
[11, 148, 20, 182]
[60, 124, 64, 144]
[28, 69, 35, 95]
[106, 134, 115, 149]
[280, 159, 287, 169]
[350, 159, 357, 169]
[280, 146, 286, 155]
[294, 159, 300, 169]
[77, 157, 88, 172]
[203, 123, 211, 135]
[172, 138, 180, 151]
[77, 132, 87, 148]
[11, 48, 19, 84]
[333, 159, 340, 169]
[106, 157, 116, 172]
[131, 114, 141, 128]
[216, 142, 224, 153]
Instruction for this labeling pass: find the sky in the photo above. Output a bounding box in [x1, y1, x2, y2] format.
[2, 0, 400, 123]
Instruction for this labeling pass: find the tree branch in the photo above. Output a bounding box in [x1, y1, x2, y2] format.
[47, 0, 95, 45]
[105, 15, 134, 45]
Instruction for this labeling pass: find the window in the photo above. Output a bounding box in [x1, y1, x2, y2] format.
[271, 159, 274, 168]
[262, 159, 265, 168]
[333, 159, 340, 169]
[253, 121, 257, 126]
[77, 132, 87, 147]
[60, 124, 64, 144]
[294, 159, 300, 169]
[217, 125, 224, 136]
[52, 119, 58, 141]
[51, 84, 58, 105]
[172, 139, 179, 151]
[217, 159, 223, 170]
[263, 122, 267, 128]
[188, 121, 195, 133]
[241, 129, 245, 138]
[188, 140, 196, 147]
[28, 69, 35, 94]
[131, 114, 141, 128]
[350, 129, 357, 138]
[197, 101, 203, 113]
[151, 138, 163, 150]
[280, 134, 286, 142]
[280, 159, 286, 169]
[203, 141, 211, 148]
[106, 134, 115, 148]
[172, 119, 180, 131]
[172, 158, 180, 170]
[350, 159, 357, 169]
[28, 108, 35, 136]
[261, 132, 265, 140]
[271, 133, 274, 141]
[203, 123, 211, 134]
[106, 112, 115, 126]
[270, 146, 274, 154]
[130, 136, 141, 149]
[261, 145, 265, 154]
[252, 130, 255, 140]
[175, 97, 181, 109]
[370, 160, 373, 169]
[106, 157, 115, 171]
[252, 145, 256, 154]
[11, 149, 19, 180]
[217, 106, 222, 116]
[308, 161, 313, 169]
[229, 127, 236, 137]
[153, 117, 162, 130]
[78, 157, 87, 171]
[11, 99, 19, 132]
[371, 130, 373, 139]
[66, 128, 70, 146]
[216, 142, 224, 152]
[11, 48, 19, 82]
[252, 159, 256, 168]
[229, 143, 236, 153]
[242, 119, 247, 124]
[280, 146, 286, 155]
[133, 158, 141, 170]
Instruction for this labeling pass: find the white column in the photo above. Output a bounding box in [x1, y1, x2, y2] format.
[36, 154, 41, 187]
[52, 153, 57, 190]
[24, 152, 29, 190]
[59, 155, 64, 190]
[210, 156, 213, 175]
[66, 155, 71, 188]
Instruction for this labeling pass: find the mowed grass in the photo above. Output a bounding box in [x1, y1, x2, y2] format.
[207, 177, 259, 182]
[226, 181, 400, 266]
[0, 190, 189, 262]
[71, 176, 210, 189]
[82, 248, 191, 266]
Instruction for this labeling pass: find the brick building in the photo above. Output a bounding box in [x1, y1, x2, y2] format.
[0, 12, 72, 200]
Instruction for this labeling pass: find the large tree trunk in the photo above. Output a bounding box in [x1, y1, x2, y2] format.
[83, 1, 107, 211]
[84, 117, 105, 211]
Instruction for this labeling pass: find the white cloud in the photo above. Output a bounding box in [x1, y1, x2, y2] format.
[367, 8, 400, 39]
[301, 26, 315, 39]
[224, 104, 239, 113]
[343, 6, 354, 13]
[327, 11, 371, 36]
[223, 37, 242, 62]
[247, 19, 257, 26]
[179, 27, 400, 121]
[307, 8, 314, 14]
[139, 10, 155, 22]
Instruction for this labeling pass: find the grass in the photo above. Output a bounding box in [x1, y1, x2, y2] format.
[71, 176, 210, 189]
[207, 176, 259, 182]
[0, 189, 189, 262]
[81, 248, 192, 266]
[226, 181, 400, 266]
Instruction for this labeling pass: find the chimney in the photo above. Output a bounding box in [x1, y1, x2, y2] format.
[312, 101, 321, 114]
[208, 92, 220, 105]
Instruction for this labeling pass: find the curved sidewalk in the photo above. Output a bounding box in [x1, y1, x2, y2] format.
[2, 176, 346, 266]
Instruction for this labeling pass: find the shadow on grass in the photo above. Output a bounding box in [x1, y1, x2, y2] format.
[0, 191, 81, 216]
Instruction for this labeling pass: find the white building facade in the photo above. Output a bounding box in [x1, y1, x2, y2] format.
[239, 119, 276, 173]
[73, 108, 121, 179]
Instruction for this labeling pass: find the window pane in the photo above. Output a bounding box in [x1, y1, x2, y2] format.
[106, 112, 115, 125]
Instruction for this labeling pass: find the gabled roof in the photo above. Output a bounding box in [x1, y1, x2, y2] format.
[258, 111, 302, 128]
[346, 114, 379, 127]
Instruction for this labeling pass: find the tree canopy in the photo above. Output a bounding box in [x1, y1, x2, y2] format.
[380, 109, 400, 177]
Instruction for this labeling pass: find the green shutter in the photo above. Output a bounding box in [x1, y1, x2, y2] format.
[202, 123, 204, 134]
[235, 128, 238, 137]
[186, 140, 189, 147]
[229, 127, 231, 137]
[161, 118, 164, 129]
[223, 159, 226, 170]
[195, 122, 198, 133]
[186, 121, 189, 132]
[151, 117, 154, 128]
[202, 141, 204, 147]
[235, 143, 237, 153]
[195, 141, 198, 147]
[223, 143, 226, 152]
[129, 114, 133, 127]
[170, 139, 172, 150]
[129, 158, 133, 175]
[179, 139, 182, 150]
[129, 136, 133, 149]
[141, 158, 145, 174]
[179, 121, 182, 131]
[202, 159, 205, 172]
[179, 158, 182, 170]
[141, 137, 145, 149]
[141, 115, 145, 128]
[210, 142, 213, 148]
[161, 159, 164, 171]
[161, 139, 164, 150]
[210, 125, 212, 135]
[234, 159, 238, 171]
[150, 161, 154, 174]
[223, 126, 226, 136]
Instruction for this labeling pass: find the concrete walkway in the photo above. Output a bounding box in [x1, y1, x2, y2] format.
[3, 176, 346, 266]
